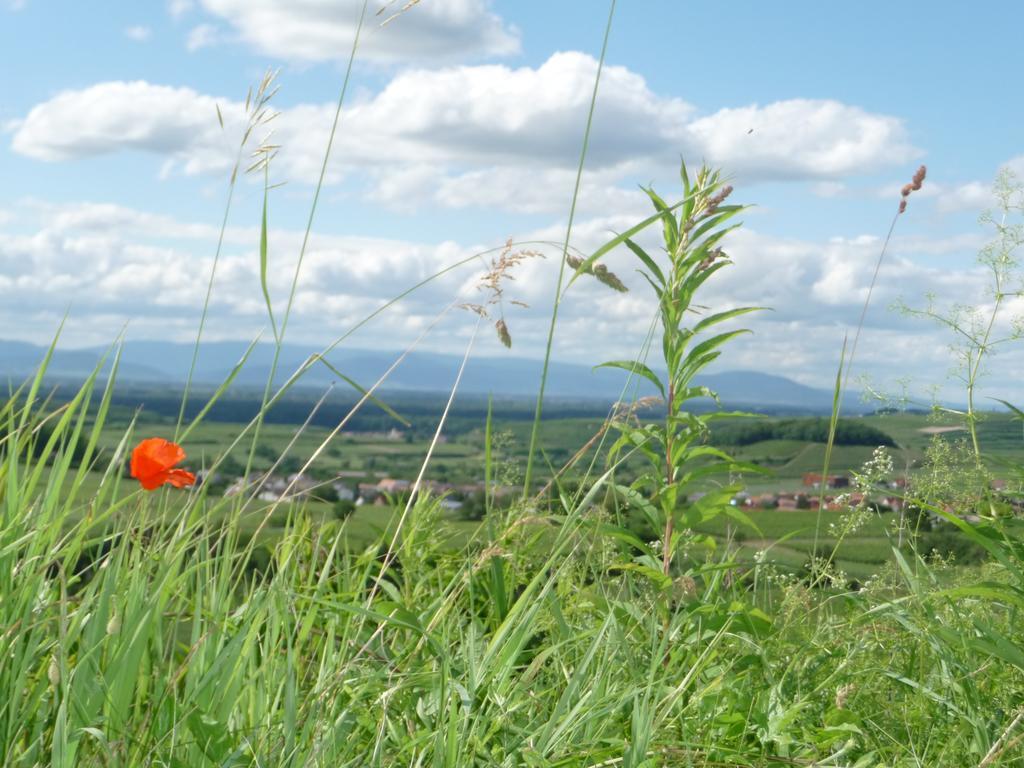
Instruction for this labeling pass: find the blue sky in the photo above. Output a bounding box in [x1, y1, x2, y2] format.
[1, 0, 1022, 399]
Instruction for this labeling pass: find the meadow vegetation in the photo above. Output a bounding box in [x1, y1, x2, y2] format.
[4, 10, 1024, 767]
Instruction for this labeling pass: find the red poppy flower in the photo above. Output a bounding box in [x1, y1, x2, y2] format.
[130, 438, 196, 491]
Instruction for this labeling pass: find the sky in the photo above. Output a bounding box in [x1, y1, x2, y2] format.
[1, 0, 1023, 401]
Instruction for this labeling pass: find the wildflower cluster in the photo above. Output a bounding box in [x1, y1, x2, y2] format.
[827, 446, 893, 538]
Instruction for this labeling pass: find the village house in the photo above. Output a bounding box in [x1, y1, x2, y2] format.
[377, 478, 411, 495]
[802, 472, 850, 489]
[775, 493, 812, 511]
[286, 473, 317, 495]
[332, 482, 356, 502]
[357, 483, 382, 505]
[439, 497, 464, 512]
[223, 476, 249, 497]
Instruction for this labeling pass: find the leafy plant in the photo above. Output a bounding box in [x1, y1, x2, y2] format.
[601, 163, 764, 575]
[896, 168, 1024, 468]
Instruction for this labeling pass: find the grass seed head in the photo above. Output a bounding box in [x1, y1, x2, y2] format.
[912, 164, 927, 190]
[898, 164, 928, 213]
[495, 318, 512, 348]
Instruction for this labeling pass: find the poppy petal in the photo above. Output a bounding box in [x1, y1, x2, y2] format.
[132, 438, 183, 478]
[131, 438, 192, 491]
[164, 469, 196, 488]
[137, 471, 169, 491]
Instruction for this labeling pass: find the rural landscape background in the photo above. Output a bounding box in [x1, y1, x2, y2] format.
[3, 2, 1024, 766]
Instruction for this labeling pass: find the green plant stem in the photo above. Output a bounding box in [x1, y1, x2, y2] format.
[522, 0, 616, 497]
[663, 381, 675, 575]
[242, 0, 368, 482]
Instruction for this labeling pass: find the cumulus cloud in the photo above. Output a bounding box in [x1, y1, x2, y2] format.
[878, 156, 1024, 215]
[186, 23, 221, 51]
[0, 197, 1016, 395]
[194, 0, 520, 63]
[935, 181, 994, 213]
[10, 81, 241, 175]
[10, 54, 922, 215]
[685, 99, 918, 179]
[0, 200, 496, 350]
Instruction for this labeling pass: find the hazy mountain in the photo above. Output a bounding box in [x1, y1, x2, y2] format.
[0, 339, 868, 413]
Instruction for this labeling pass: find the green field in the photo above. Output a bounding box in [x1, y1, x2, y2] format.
[58, 404, 1015, 586]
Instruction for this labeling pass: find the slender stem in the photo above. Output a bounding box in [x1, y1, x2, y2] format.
[662, 381, 675, 575]
[242, 0, 368, 479]
[965, 223, 1006, 467]
[522, 0, 616, 496]
[842, 211, 900, 396]
[174, 142, 245, 440]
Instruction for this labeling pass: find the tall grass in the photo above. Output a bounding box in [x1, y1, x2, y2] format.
[4, 8, 1024, 768]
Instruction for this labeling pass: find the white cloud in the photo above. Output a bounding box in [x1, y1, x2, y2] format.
[935, 181, 994, 213]
[686, 99, 918, 179]
[168, 0, 193, 17]
[10, 81, 242, 175]
[10, 55, 922, 214]
[0, 200, 490, 348]
[6, 0, 26, 10]
[124, 25, 152, 41]
[371, 164, 648, 216]
[0, 197, 1017, 397]
[879, 157, 1024, 215]
[195, 0, 520, 63]
[186, 23, 222, 51]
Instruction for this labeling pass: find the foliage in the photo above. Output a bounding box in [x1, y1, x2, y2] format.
[714, 416, 896, 447]
[602, 162, 763, 576]
[896, 168, 1024, 465]
[332, 497, 355, 519]
[4, 379, 1024, 765]
[5, 32, 1024, 766]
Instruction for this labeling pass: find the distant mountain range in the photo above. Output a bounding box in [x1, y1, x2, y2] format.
[0, 338, 868, 414]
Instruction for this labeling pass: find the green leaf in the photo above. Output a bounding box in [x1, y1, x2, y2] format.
[937, 582, 1024, 611]
[623, 237, 666, 287]
[595, 360, 665, 399]
[693, 305, 766, 334]
[259, 174, 278, 342]
[580, 520, 654, 557]
[178, 338, 261, 442]
[684, 330, 752, 372]
[722, 503, 762, 536]
[607, 563, 672, 591]
[992, 397, 1024, 420]
[689, 206, 744, 245]
[678, 158, 694, 221]
[613, 483, 662, 533]
[641, 187, 678, 254]
[564, 195, 694, 293]
[314, 356, 411, 427]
